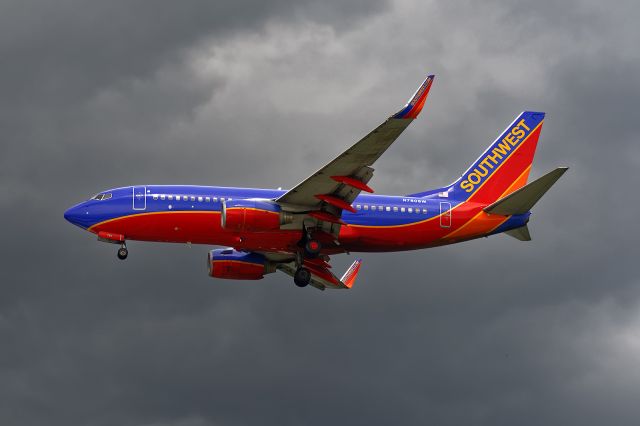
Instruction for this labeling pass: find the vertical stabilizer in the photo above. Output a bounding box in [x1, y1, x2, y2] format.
[408, 111, 546, 203]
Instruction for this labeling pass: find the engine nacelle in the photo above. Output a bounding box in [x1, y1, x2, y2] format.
[221, 199, 292, 232]
[208, 249, 270, 280]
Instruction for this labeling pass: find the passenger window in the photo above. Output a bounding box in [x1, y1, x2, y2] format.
[190, 196, 195, 202]
[378, 206, 383, 211]
[386, 206, 391, 212]
[371, 206, 377, 211]
[153, 195, 158, 200]
[213, 197, 218, 202]
[356, 205, 361, 210]
[393, 206, 398, 212]
[160, 195, 166, 201]
[176, 195, 181, 201]
[168, 195, 173, 201]
[205, 197, 210, 202]
[422, 208, 428, 214]
[401, 207, 406, 213]
[364, 205, 369, 210]
[415, 208, 420, 214]
[220, 197, 225, 202]
[198, 196, 203, 202]
[408, 207, 413, 213]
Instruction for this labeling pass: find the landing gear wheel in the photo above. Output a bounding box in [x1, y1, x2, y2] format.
[117, 247, 128, 260]
[304, 239, 322, 257]
[294, 267, 311, 287]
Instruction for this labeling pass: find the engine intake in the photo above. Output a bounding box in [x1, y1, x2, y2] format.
[208, 248, 272, 280]
[221, 199, 292, 232]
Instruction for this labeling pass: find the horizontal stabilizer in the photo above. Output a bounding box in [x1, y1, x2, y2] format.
[484, 167, 568, 215]
[504, 225, 532, 241]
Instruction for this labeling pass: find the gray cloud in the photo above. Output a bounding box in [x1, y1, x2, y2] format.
[1, 0, 639, 425]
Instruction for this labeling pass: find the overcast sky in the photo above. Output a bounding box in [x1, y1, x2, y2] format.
[1, 0, 639, 425]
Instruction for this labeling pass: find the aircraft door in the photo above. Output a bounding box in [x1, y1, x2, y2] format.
[440, 201, 451, 228]
[133, 186, 147, 210]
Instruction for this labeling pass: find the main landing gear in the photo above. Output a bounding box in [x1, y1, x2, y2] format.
[293, 251, 310, 287]
[293, 225, 322, 288]
[300, 223, 322, 258]
[304, 239, 322, 257]
[294, 266, 311, 287]
[117, 243, 128, 260]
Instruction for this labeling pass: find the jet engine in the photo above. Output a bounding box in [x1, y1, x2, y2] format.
[207, 248, 274, 280]
[221, 199, 293, 232]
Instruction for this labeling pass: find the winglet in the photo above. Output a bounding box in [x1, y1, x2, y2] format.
[340, 259, 362, 289]
[393, 75, 435, 119]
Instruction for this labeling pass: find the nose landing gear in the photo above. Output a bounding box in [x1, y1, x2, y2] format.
[117, 243, 128, 260]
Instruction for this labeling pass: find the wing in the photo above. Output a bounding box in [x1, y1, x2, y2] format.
[278, 257, 363, 291]
[276, 75, 435, 226]
[210, 249, 362, 290]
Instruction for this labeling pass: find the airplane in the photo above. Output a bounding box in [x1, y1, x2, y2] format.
[64, 75, 567, 290]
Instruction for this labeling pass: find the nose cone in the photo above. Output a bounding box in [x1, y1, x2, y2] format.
[64, 204, 86, 228]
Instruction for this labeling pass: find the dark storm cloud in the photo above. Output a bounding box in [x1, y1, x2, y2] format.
[1, 0, 639, 425]
[0, 0, 386, 193]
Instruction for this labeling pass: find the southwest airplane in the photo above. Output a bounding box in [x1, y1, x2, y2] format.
[64, 75, 567, 290]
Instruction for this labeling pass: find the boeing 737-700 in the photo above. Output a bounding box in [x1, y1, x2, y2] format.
[64, 75, 567, 290]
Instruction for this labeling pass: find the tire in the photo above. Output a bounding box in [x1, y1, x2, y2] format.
[304, 239, 321, 257]
[294, 267, 311, 287]
[117, 248, 128, 260]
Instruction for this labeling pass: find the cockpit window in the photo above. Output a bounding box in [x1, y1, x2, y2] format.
[91, 193, 112, 201]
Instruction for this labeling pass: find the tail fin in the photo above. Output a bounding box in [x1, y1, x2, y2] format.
[451, 111, 546, 202]
[409, 111, 546, 202]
